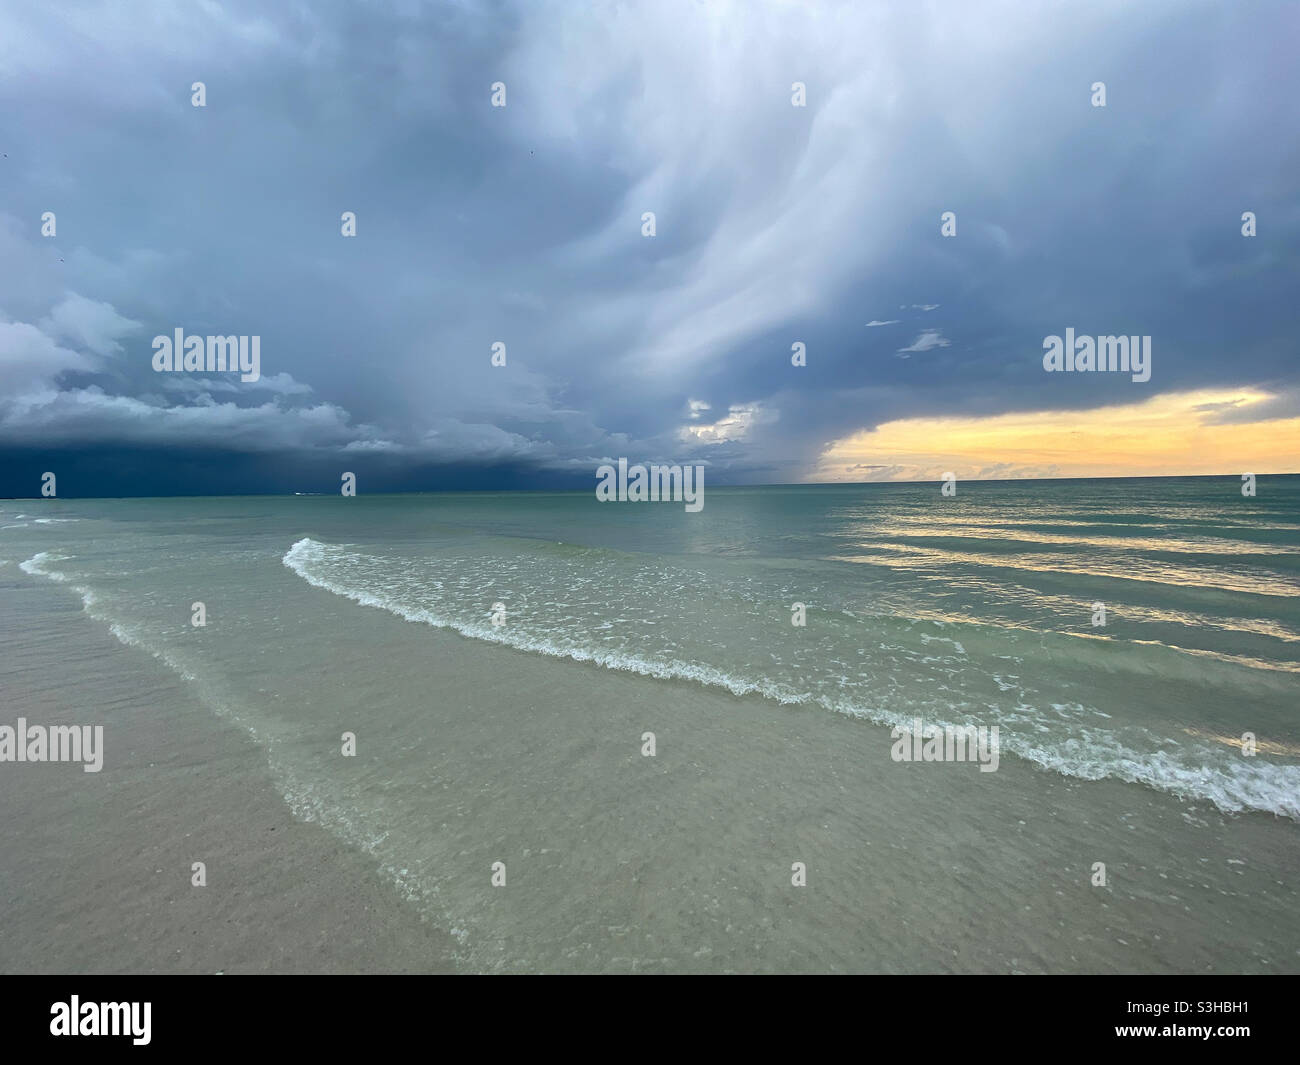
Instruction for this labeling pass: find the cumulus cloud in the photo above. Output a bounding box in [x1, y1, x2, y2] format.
[0, 318, 98, 393]
[896, 330, 951, 356]
[38, 293, 141, 356]
[159, 371, 314, 397]
[680, 403, 775, 445]
[0, 291, 367, 452]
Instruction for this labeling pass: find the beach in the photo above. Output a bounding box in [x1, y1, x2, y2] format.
[2, 481, 1297, 973]
[0, 571, 455, 973]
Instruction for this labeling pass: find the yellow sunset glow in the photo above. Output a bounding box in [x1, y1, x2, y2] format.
[815, 389, 1300, 482]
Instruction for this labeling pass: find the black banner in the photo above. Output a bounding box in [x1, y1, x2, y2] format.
[0, 976, 1288, 1053]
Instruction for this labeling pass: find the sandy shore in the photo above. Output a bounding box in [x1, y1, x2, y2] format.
[0, 573, 456, 974]
[3, 546, 1297, 974]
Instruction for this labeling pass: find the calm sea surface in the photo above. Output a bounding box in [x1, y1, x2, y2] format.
[3, 478, 1297, 971]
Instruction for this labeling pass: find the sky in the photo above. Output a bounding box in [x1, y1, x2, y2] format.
[1, 0, 1298, 497]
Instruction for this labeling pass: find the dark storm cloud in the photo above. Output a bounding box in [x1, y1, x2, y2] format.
[1, 0, 1296, 495]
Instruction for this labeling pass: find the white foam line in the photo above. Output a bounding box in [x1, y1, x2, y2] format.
[283, 538, 1300, 821]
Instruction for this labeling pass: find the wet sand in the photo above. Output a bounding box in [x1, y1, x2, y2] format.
[0, 575, 456, 974]
[4, 559, 1297, 973]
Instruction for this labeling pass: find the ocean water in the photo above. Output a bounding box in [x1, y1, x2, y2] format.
[3, 478, 1299, 972]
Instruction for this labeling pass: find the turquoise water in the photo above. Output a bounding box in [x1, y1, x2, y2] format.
[4, 478, 1299, 972]
[7, 478, 1300, 818]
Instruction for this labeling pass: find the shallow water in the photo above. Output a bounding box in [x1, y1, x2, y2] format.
[3, 478, 1298, 972]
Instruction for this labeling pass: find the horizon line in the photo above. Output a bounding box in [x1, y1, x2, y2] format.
[3, 469, 1298, 501]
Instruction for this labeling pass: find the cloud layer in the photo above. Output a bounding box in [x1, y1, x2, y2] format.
[1, 0, 1297, 493]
